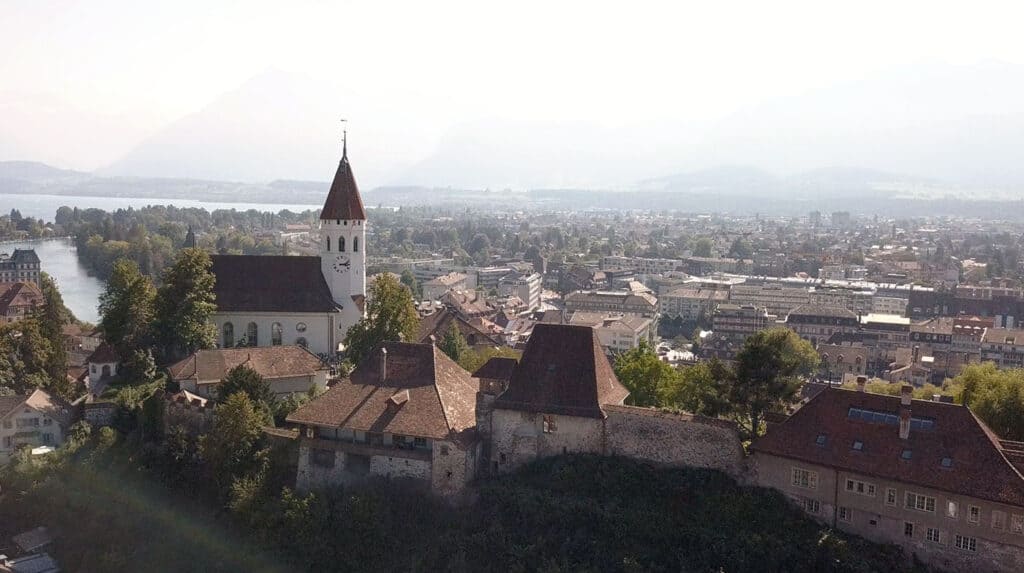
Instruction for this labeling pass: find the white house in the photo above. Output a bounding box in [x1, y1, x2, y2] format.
[0, 389, 74, 465]
[209, 141, 367, 357]
[167, 345, 329, 399]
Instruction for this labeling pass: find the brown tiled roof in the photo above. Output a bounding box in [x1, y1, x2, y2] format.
[167, 346, 325, 385]
[210, 255, 340, 313]
[494, 323, 629, 418]
[86, 342, 119, 364]
[0, 281, 42, 313]
[472, 357, 518, 381]
[320, 154, 366, 220]
[286, 342, 477, 442]
[0, 389, 74, 428]
[417, 307, 501, 348]
[751, 387, 1024, 507]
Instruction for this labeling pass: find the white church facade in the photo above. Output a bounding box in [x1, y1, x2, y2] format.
[208, 141, 367, 357]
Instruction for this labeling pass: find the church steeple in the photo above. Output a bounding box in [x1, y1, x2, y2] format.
[320, 132, 366, 221]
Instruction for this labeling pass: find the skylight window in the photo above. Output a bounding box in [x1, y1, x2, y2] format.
[848, 407, 936, 430]
[941, 457, 953, 468]
[815, 434, 827, 446]
[901, 449, 913, 460]
[852, 440, 864, 451]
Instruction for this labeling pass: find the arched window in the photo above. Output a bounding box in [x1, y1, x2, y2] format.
[223, 322, 234, 348]
[339, 236, 346, 252]
[246, 322, 258, 347]
[296, 337, 308, 349]
[326, 235, 331, 251]
[272, 322, 283, 346]
[353, 236, 359, 252]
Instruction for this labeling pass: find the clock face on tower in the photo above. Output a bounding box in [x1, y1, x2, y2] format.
[332, 255, 351, 274]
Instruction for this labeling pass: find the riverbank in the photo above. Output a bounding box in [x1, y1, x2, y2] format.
[1, 238, 105, 323]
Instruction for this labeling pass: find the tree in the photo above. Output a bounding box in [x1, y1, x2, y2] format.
[613, 340, 680, 407]
[438, 323, 470, 364]
[343, 273, 420, 365]
[661, 359, 732, 417]
[954, 363, 1024, 440]
[121, 348, 158, 385]
[692, 238, 713, 258]
[154, 248, 217, 361]
[37, 274, 70, 383]
[729, 328, 819, 438]
[218, 364, 276, 424]
[200, 393, 267, 493]
[99, 259, 157, 357]
[400, 269, 421, 299]
[728, 237, 753, 259]
[457, 346, 520, 373]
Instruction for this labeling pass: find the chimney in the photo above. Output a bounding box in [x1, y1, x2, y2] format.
[899, 384, 913, 440]
[912, 345, 920, 364]
[856, 375, 867, 392]
[379, 347, 388, 383]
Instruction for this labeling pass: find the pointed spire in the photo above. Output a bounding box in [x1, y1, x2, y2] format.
[320, 123, 366, 221]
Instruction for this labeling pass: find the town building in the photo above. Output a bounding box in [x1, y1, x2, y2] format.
[0, 389, 73, 465]
[422, 272, 469, 301]
[416, 307, 503, 350]
[785, 305, 859, 347]
[0, 249, 41, 287]
[287, 342, 480, 497]
[730, 282, 811, 317]
[497, 272, 542, 311]
[208, 141, 367, 356]
[566, 311, 654, 353]
[751, 385, 1024, 573]
[660, 286, 729, 323]
[563, 289, 658, 317]
[981, 327, 1024, 369]
[0, 282, 43, 324]
[167, 346, 328, 399]
[600, 255, 683, 275]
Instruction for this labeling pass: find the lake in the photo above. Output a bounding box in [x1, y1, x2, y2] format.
[1, 238, 105, 324]
[0, 192, 321, 223]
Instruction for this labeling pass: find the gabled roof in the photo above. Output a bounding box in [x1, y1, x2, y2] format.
[287, 342, 477, 442]
[494, 323, 629, 419]
[0, 389, 74, 428]
[320, 151, 366, 221]
[167, 346, 326, 384]
[210, 255, 340, 313]
[751, 387, 1024, 507]
[417, 307, 502, 347]
[0, 281, 42, 313]
[86, 342, 119, 364]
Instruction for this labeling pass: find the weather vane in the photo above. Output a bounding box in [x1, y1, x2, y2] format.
[340, 118, 348, 158]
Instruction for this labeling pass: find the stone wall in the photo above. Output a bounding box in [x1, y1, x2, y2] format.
[83, 402, 117, 428]
[161, 393, 215, 436]
[431, 439, 479, 497]
[603, 405, 744, 478]
[490, 409, 605, 473]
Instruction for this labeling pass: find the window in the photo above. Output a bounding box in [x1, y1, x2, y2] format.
[845, 479, 876, 496]
[941, 457, 953, 468]
[886, 488, 898, 506]
[993, 510, 1007, 530]
[42, 433, 53, 445]
[901, 449, 913, 460]
[271, 322, 283, 346]
[796, 497, 820, 514]
[413, 437, 427, 449]
[968, 505, 981, 524]
[904, 522, 915, 538]
[1012, 514, 1024, 534]
[815, 433, 827, 446]
[791, 467, 818, 490]
[542, 415, 556, 434]
[839, 507, 851, 522]
[2, 419, 10, 429]
[852, 440, 864, 451]
[926, 528, 941, 543]
[296, 337, 308, 348]
[947, 500, 959, 519]
[954, 535, 977, 552]
[905, 492, 936, 512]
[311, 448, 335, 468]
[353, 236, 359, 252]
[339, 236, 345, 252]
[245, 322, 258, 346]
[440, 445, 450, 456]
[223, 322, 234, 347]
[43, 417, 51, 426]
[296, 322, 307, 333]
[326, 235, 331, 251]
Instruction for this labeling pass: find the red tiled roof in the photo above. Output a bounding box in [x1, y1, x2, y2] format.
[286, 342, 477, 442]
[320, 154, 366, 220]
[751, 387, 1024, 507]
[210, 255, 340, 313]
[494, 323, 629, 419]
[167, 346, 326, 384]
[472, 356, 518, 381]
[86, 342, 119, 364]
[417, 307, 502, 348]
[0, 281, 42, 313]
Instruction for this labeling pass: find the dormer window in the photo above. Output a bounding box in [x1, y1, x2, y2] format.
[941, 457, 953, 468]
[815, 434, 827, 446]
[852, 440, 864, 451]
[901, 449, 913, 460]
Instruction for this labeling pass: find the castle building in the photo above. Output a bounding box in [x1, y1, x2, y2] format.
[0, 249, 41, 287]
[208, 141, 366, 356]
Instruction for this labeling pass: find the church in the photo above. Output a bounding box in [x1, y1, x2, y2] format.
[208, 141, 367, 357]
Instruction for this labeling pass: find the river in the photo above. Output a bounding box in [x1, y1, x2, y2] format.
[0, 193, 323, 324]
[1, 238, 105, 324]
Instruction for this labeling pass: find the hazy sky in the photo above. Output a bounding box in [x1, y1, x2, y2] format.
[3, 0, 1024, 183]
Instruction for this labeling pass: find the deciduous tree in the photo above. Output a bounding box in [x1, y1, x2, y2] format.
[98, 259, 156, 357]
[343, 273, 419, 365]
[154, 248, 216, 361]
[613, 340, 680, 407]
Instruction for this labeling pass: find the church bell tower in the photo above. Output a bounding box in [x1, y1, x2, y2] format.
[319, 132, 367, 329]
